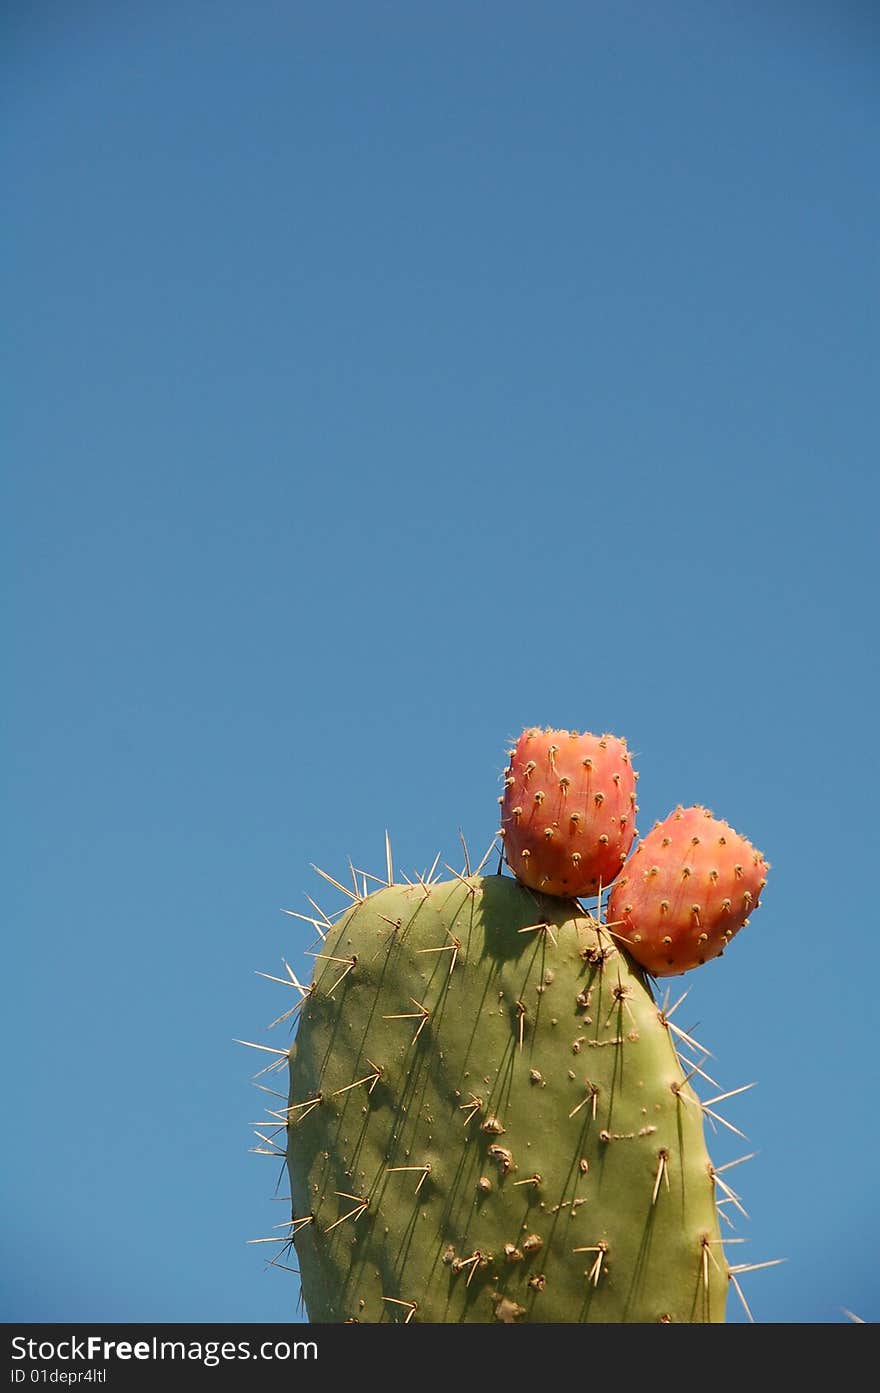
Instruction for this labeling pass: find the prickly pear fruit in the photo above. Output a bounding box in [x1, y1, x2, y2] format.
[282, 871, 730, 1322]
[500, 727, 637, 898]
[607, 806, 769, 977]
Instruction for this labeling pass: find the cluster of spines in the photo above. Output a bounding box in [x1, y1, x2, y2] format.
[238, 836, 781, 1322]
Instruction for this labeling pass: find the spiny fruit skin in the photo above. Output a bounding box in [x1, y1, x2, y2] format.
[285, 874, 729, 1323]
[607, 805, 769, 978]
[500, 727, 637, 898]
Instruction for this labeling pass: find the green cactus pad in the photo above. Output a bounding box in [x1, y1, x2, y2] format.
[284, 873, 729, 1322]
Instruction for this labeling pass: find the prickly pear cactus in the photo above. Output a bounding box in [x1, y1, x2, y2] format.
[281, 870, 730, 1322]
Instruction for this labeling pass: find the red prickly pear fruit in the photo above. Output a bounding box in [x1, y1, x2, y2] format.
[607, 805, 770, 977]
[499, 727, 638, 898]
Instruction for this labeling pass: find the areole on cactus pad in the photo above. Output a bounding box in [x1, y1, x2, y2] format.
[244, 725, 774, 1321]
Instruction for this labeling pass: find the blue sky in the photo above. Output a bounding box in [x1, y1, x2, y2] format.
[4, 1, 878, 1325]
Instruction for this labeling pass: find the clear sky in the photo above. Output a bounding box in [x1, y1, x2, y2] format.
[4, 1, 878, 1325]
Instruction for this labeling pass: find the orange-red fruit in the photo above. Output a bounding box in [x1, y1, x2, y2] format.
[499, 727, 637, 898]
[607, 805, 769, 977]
